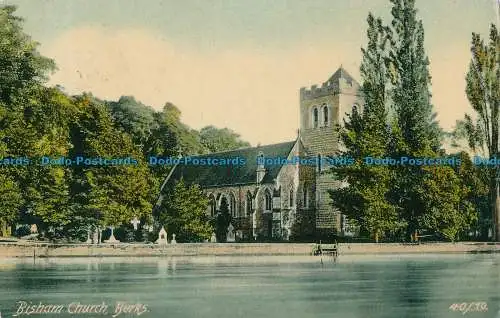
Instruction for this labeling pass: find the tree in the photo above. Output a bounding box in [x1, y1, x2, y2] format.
[199, 125, 250, 153]
[106, 96, 155, 150]
[70, 95, 153, 231]
[329, 13, 399, 242]
[0, 5, 59, 234]
[159, 179, 211, 242]
[419, 165, 477, 241]
[457, 24, 499, 240]
[0, 173, 23, 229]
[385, 0, 452, 240]
[0, 6, 55, 104]
[386, 0, 441, 154]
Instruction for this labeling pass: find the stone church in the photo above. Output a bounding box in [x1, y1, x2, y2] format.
[161, 67, 363, 241]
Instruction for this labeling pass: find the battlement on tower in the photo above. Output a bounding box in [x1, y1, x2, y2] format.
[300, 81, 339, 101]
[300, 72, 360, 101]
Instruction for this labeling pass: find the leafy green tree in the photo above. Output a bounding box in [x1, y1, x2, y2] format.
[0, 6, 55, 104]
[0, 6, 61, 234]
[454, 24, 499, 240]
[384, 0, 457, 240]
[70, 95, 154, 231]
[159, 179, 211, 242]
[200, 125, 250, 153]
[419, 165, 477, 241]
[0, 173, 23, 227]
[106, 96, 155, 150]
[329, 13, 399, 242]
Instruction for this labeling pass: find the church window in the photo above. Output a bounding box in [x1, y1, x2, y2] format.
[209, 194, 216, 217]
[323, 105, 329, 126]
[312, 107, 318, 128]
[265, 190, 272, 211]
[317, 154, 322, 172]
[289, 187, 294, 207]
[246, 191, 253, 216]
[230, 193, 236, 217]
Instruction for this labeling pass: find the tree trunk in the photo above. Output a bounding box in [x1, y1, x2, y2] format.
[374, 230, 379, 243]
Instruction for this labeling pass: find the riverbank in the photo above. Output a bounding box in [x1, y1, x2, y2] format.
[0, 241, 499, 258]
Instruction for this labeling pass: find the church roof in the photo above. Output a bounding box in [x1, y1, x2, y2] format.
[327, 66, 357, 86]
[167, 140, 296, 188]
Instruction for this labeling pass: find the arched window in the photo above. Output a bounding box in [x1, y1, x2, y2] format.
[317, 154, 322, 172]
[208, 194, 216, 217]
[323, 105, 329, 126]
[230, 193, 236, 217]
[265, 190, 272, 211]
[220, 196, 229, 215]
[289, 187, 294, 207]
[312, 107, 318, 128]
[246, 191, 253, 216]
[352, 103, 358, 113]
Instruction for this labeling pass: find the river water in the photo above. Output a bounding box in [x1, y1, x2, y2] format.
[0, 254, 499, 318]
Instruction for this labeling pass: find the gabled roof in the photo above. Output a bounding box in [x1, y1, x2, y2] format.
[167, 141, 297, 188]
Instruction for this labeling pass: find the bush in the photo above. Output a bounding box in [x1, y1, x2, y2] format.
[14, 225, 31, 237]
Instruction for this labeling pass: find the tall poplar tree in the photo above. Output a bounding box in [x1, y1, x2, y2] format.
[329, 14, 399, 242]
[386, 0, 444, 240]
[457, 24, 499, 240]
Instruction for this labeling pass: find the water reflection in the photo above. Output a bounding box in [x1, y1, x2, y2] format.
[0, 255, 498, 318]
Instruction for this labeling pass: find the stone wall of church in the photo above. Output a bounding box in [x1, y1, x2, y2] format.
[205, 184, 257, 240]
[315, 173, 344, 234]
[300, 94, 340, 156]
[291, 161, 316, 240]
[299, 74, 363, 239]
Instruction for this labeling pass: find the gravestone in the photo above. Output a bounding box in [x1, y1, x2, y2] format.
[85, 228, 92, 244]
[236, 230, 243, 241]
[252, 212, 257, 240]
[92, 229, 99, 244]
[104, 226, 120, 243]
[30, 224, 38, 234]
[226, 223, 235, 242]
[130, 217, 140, 231]
[210, 232, 217, 243]
[156, 226, 168, 245]
[171, 234, 177, 244]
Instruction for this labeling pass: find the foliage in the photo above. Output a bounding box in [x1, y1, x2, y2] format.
[0, 5, 55, 104]
[200, 125, 251, 153]
[330, 1, 479, 242]
[330, 13, 399, 243]
[456, 24, 499, 240]
[0, 173, 23, 225]
[159, 179, 212, 242]
[106, 96, 156, 150]
[71, 96, 154, 228]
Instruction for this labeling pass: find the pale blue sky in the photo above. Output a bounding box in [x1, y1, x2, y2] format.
[7, 0, 498, 145]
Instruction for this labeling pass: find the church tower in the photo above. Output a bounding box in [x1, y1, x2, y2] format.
[299, 66, 363, 237]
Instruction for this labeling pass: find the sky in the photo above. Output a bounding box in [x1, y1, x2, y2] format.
[7, 0, 498, 146]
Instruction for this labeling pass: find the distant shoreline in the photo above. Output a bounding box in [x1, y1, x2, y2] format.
[0, 241, 498, 258]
